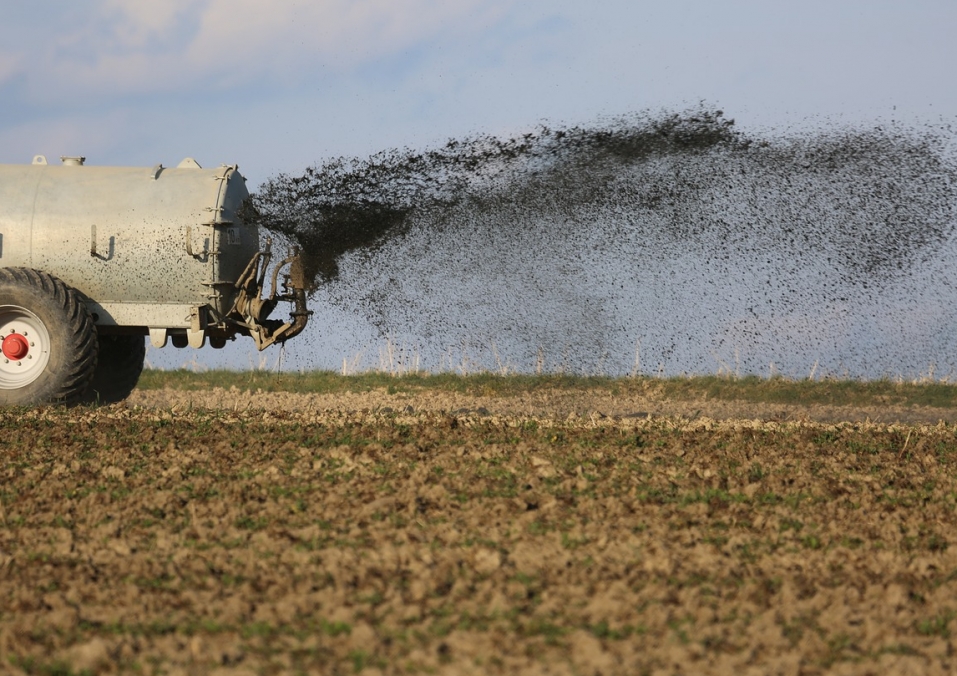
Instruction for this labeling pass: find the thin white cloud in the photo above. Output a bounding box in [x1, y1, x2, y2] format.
[98, 0, 198, 49]
[18, 0, 514, 100]
[0, 52, 22, 85]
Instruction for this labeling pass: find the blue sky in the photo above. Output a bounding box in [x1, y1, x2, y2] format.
[3, 1, 955, 185]
[3, 1, 956, 374]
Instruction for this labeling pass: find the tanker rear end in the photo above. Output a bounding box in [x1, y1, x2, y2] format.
[0, 155, 310, 406]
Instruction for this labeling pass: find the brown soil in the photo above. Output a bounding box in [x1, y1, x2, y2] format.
[2, 391, 957, 675]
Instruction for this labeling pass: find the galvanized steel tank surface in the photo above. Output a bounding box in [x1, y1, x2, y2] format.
[0, 156, 258, 321]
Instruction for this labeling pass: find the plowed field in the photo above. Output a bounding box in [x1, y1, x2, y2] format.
[3, 388, 957, 675]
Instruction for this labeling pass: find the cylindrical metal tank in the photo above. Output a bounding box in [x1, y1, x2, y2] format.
[0, 155, 310, 406]
[0, 155, 258, 327]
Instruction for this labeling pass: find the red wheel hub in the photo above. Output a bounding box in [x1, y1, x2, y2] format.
[2, 333, 29, 360]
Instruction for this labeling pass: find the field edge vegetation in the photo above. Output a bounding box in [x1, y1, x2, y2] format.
[136, 369, 957, 411]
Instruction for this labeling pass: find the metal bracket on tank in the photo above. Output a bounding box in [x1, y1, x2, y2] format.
[149, 328, 168, 348]
[187, 307, 207, 348]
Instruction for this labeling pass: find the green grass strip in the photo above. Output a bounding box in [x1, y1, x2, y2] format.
[136, 370, 957, 409]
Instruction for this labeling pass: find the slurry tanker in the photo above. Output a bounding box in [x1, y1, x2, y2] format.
[0, 155, 310, 405]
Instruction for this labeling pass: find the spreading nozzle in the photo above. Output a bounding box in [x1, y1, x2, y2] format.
[230, 241, 312, 350]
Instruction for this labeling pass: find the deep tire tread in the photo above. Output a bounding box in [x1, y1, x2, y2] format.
[0, 267, 98, 405]
[83, 334, 146, 405]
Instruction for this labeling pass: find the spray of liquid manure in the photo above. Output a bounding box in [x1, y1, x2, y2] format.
[244, 108, 957, 378]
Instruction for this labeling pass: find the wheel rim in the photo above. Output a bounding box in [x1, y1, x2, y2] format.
[0, 305, 51, 389]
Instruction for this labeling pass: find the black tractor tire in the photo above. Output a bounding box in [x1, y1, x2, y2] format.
[82, 334, 146, 405]
[0, 267, 98, 406]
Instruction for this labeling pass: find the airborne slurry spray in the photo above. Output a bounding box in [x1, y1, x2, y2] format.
[246, 109, 957, 377]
